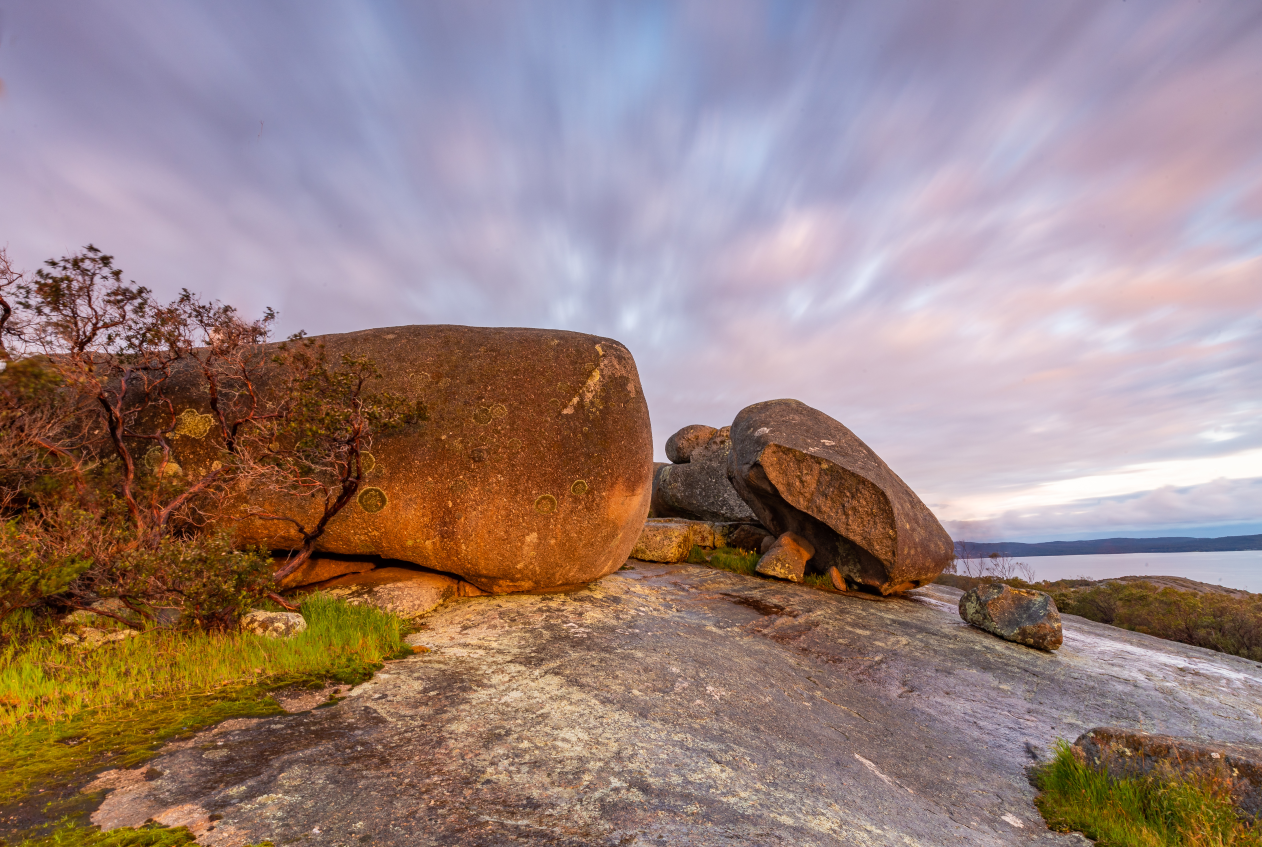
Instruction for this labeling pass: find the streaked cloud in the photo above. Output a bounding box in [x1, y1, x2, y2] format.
[1, 0, 1259, 540]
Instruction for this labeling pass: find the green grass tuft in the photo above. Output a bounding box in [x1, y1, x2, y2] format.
[0, 595, 406, 810]
[685, 545, 761, 576]
[11, 819, 275, 845]
[1034, 741, 1262, 846]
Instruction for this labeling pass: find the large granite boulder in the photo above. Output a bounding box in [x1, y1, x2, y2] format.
[166, 326, 654, 594]
[727, 399, 953, 594]
[959, 583, 1063, 651]
[652, 426, 758, 524]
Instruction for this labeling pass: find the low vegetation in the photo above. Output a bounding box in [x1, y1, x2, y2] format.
[937, 570, 1262, 663]
[0, 594, 406, 843]
[12, 820, 273, 846]
[1035, 741, 1261, 846]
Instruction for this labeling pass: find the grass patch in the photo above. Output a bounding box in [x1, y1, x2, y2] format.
[10, 820, 273, 846]
[685, 545, 761, 576]
[1034, 741, 1262, 846]
[0, 594, 407, 839]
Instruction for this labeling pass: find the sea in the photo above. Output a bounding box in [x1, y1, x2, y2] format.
[1020, 550, 1262, 594]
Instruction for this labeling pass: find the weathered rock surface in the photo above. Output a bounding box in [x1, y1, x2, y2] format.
[652, 427, 758, 523]
[629, 518, 761, 562]
[728, 399, 953, 593]
[755, 532, 814, 582]
[276, 555, 376, 589]
[665, 424, 717, 463]
[727, 522, 773, 552]
[1073, 727, 1262, 820]
[961, 583, 1063, 651]
[166, 325, 654, 594]
[240, 610, 307, 638]
[58, 627, 140, 649]
[86, 567, 1262, 846]
[316, 567, 462, 619]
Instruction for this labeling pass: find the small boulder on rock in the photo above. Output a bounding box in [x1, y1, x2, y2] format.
[665, 425, 718, 463]
[653, 426, 758, 524]
[241, 610, 308, 639]
[959, 583, 1062, 651]
[1073, 727, 1262, 820]
[755, 532, 815, 583]
[728, 399, 953, 594]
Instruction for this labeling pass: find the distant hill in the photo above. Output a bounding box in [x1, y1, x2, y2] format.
[954, 534, 1262, 557]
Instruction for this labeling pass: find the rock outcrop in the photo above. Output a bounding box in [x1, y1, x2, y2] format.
[630, 517, 757, 563]
[727, 399, 953, 594]
[652, 426, 758, 524]
[755, 532, 814, 583]
[165, 326, 654, 594]
[960, 583, 1063, 651]
[1073, 727, 1262, 820]
[90, 567, 1262, 847]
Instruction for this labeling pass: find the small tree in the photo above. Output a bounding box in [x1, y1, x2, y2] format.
[1, 245, 415, 626]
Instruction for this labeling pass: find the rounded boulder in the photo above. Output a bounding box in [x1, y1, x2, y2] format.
[173, 326, 654, 594]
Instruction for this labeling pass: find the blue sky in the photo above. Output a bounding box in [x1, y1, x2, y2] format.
[2, 1, 1260, 542]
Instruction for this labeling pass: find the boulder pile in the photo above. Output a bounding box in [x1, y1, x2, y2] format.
[727, 399, 954, 594]
[637, 402, 954, 594]
[651, 426, 757, 523]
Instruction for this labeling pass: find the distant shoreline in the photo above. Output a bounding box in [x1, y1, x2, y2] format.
[954, 534, 1262, 557]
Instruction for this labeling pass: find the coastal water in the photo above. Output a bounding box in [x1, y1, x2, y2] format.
[1019, 550, 1262, 593]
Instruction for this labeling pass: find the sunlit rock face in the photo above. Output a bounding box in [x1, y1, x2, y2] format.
[728, 398, 954, 594]
[170, 326, 654, 593]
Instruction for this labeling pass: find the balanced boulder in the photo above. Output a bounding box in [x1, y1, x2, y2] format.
[727, 399, 953, 594]
[652, 426, 758, 524]
[959, 583, 1062, 651]
[665, 425, 717, 463]
[167, 326, 654, 594]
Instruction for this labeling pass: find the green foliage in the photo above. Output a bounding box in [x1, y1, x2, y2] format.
[1035, 741, 1261, 846]
[9, 819, 276, 846]
[1053, 582, 1262, 663]
[99, 532, 273, 632]
[0, 513, 91, 623]
[0, 594, 403, 732]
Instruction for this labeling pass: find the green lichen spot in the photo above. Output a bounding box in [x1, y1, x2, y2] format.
[358, 487, 388, 513]
[570, 479, 588, 496]
[534, 494, 557, 515]
[472, 407, 493, 425]
[173, 408, 215, 439]
[506, 438, 523, 451]
[361, 451, 377, 474]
